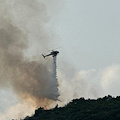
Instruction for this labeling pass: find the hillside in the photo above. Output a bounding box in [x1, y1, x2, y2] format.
[24, 95, 120, 120]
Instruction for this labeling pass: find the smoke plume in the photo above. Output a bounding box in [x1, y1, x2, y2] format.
[0, 0, 60, 110]
[56, 64, 120, 107]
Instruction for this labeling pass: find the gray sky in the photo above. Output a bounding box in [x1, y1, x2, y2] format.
[50, 0, 120, 70]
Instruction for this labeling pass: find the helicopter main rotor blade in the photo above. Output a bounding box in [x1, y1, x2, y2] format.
[48, 46, 62, 51]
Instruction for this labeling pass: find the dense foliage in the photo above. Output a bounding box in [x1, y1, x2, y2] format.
[24, 95, 120, 120]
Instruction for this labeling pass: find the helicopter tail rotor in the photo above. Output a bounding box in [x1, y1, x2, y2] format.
[42, 54, 45, 58]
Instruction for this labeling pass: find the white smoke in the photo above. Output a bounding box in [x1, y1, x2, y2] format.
[57, 64, 120, 106]
[0, 101, 35, 120]
[101, 65, 120, 96]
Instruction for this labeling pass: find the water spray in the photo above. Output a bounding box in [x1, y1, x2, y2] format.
[42, 50, 60, 101]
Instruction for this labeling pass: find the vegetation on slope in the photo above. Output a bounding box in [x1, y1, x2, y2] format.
[24, 95, 120, 120]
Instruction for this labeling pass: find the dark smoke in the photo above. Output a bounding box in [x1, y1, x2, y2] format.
[0, 0, 60, 108]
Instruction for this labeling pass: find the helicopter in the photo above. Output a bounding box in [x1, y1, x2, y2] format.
[42, 50, 59, 58]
